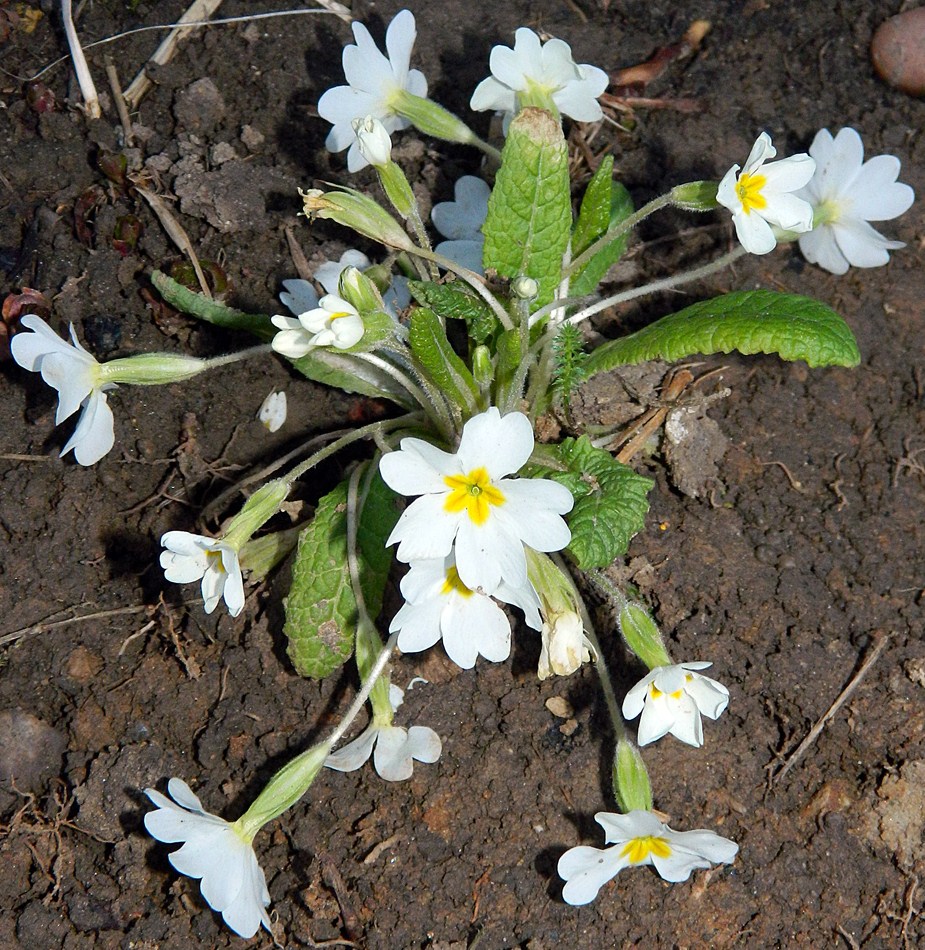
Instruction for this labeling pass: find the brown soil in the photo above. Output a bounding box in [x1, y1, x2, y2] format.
[1, 1, 923, 947]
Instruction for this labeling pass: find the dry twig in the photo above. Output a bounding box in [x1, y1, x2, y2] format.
[771, 632, 893, 785]
[61, 0, 101, 118]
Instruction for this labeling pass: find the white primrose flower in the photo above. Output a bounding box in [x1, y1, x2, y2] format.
[317, 9, 427, 172]
[324, 684, 441, 782]
[470, 27, 608, 129]
[389, 554, 541, 669]
[160, 531, 246, 618]
[280, 249, 409, 323]
[796, 127, 915, 275]
[558, 809, 739, 905]
[621, 662, 730, 748]
[716, 132, 816, 255]
[10, 314, 115, 466]
[257, 390, 287, 432]
[379, 407, 574, 595]
[144, 778, 272, 939]
[432, 175, 490, 273]
[270, 293, 364, 358]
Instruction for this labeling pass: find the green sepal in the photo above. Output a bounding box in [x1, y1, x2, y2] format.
[482, 108, 571, 308]
[407, 279, 498, 343]
[284, 469, 400, 679]
[585, 289, 861, 376]
[613, 740, 653, 813]
[570, 173, 634, 297]
[618, 602, 672, 670]
[409, 307, 479, 412]
[529, 436, 653, 569]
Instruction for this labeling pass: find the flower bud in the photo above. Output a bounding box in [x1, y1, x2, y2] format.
[352, 115, 392, 168]
[512, 275, 539, 300]
[338, 265, 386, 314]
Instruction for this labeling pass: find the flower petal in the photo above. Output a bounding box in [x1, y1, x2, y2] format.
[62, 390, 115, 465]
[558, 845, 629, 905]
[325, 725, 378, 772]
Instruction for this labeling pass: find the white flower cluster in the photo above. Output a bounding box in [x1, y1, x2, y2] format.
[380, 407, 574, 668]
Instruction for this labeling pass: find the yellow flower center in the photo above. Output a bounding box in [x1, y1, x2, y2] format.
[620, 835, 672, 864]
[329, 311, 353, 321]
[441, 565, 474, 599]
[649, 673, 691, 701]
[205, 550, 226, 574]
[736, 171, 767, 214]
[443, 467, 505, 525]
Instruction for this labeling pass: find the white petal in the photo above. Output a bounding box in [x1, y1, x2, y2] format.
[833, 218, 896, 268]
[404, 725, 442, 763]
[435, 239, 485, 274]
[456, 408, 533, 477]
[271, 328, 314, 359]
[760, 192, 814, 233]
[635, 694, 674, 746]
[742, 132, 776, 174]
[596, 809, 666, 843]
[384, 9, 418, 81]
[372, 726, 415, 781]
[761, 154, 816, 194]
[379, 438, 459, 494]
[621, 672, 655, 720]
[40, 350, 96, 423]
[391, 597, 445, 653]
[685, 674, 730, 719]
[798, 226, 849, 275]
[325, 725, 378, 772]
[732, 210, 777, 255]
[388, 495, 459, 563]
[469, 76, 516, 114]
[849, 159, 914, 220]
[442, 591, 512, 667]
[667, 827, 740, 865]
[218, 848, 272, 938]
[62, 390, 115, 465]
[279, 279, 319, 316]
[558, 845, 629, 905]
[396, 557, 448, 603]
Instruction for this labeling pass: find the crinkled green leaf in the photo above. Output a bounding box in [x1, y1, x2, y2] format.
[409, 306, 478, 411]
[284, 470, 400, 679]
[151, 270, 271, 337]
[407, 279, 498, 343]
[586, 290, 861, 376]
[531, 436, 653, 568]
[482, 108, 571, 308]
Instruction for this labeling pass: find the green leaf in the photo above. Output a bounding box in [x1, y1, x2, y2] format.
[151, 270, 271, 338]
[407, 279, 498, 343]
[284, 470, 401, 679]
[570, 180, 634, 297]
[586, 290, 861, 376]
[572, 156, 614, 257]
[482, 108, 572, 308]
[530, 436, 653, 569]
[409, 307, 478, 411]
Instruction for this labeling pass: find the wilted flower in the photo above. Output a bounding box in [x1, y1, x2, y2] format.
[353, 114, 393, 168]
[271, 293, 364, 358]
[717, 132, 815, 254]
[160, 531, 245, 617]
[621, 662, 730, 747]
[389, 554, 541, 669]
[537, 609, 593, 680]
[144, 778, 272, 938]
[432, 175, 490, 273]
[796, 126, 915, 274]
[558, 809, 739, 905]
[379, 407, 574, 595]
[317, 10, 427, 172]
[10, 314, 115, 465]
[470, 27, 608, 129]
[324, 684, 441, 781]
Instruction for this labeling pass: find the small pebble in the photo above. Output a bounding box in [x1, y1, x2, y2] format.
[545, 696, 574, 719]
[0, 709, 66, 793]
[871, 9, 925, 96]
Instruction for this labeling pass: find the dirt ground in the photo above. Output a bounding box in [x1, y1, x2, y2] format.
[1, 0, 923, 947]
